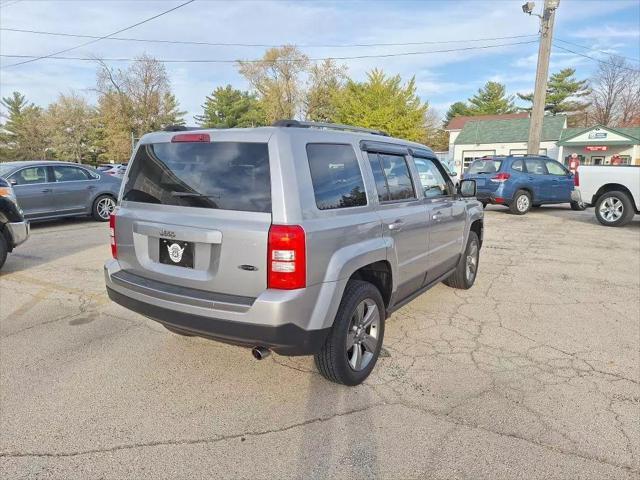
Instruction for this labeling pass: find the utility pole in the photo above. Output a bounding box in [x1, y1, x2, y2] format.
[525, 0, 560, 154]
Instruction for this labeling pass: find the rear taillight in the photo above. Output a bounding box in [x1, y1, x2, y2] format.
[267, 225, 306, 290]
[574, 171, 580, 187]
[490, 172, 511, 183]
[171, 133, 210, 143]
[109, 213, 117, 259]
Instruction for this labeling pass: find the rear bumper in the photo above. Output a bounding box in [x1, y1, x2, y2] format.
[106, 287, 329, 355]
[6, 220, 30, 248]
[104, 260, 342, 355]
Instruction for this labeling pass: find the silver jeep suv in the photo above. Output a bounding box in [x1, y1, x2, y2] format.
[105, 120, 483, 385]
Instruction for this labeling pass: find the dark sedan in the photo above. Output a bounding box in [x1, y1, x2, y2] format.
[0, 161, 121, 222]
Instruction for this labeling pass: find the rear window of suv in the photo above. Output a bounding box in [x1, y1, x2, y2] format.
[123, 142, 271, 212]
[468, 158, 502, 174]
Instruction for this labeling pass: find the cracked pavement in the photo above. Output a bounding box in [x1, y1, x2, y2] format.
[0, 208, 638, 479]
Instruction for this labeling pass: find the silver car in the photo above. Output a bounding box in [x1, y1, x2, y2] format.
[0, 161, 121, 222]
[104, 121, 483, 385]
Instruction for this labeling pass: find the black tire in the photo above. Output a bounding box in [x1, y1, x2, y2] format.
[91, 194, 116, 222]
[0, 232, 8, 270]
[594, 191, 635, 227]
[510, 190, 532, 215]
[444, 231, 480, 290]
[314, 280, 385, 386]
[164, 324, 196, 336]
[570, 201, 586, 211]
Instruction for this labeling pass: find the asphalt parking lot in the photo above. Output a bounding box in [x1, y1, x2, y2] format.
[0, 207, 638, 479]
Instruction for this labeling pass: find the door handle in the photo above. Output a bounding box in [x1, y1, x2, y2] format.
[388, 220, 404, 231]
[87, 185, 96, 190]
[41, 188, 52, 193]
[432, 211, 443, 221]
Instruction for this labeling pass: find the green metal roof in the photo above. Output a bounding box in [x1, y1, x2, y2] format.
[454, 115, 566, 145]
[558, 125, 640, 145]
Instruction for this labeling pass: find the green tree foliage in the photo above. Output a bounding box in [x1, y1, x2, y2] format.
[0, 91, 49, 161]
[195, 85, 266, 128]
[237, 46, 310, 123]
[518, 68, 590, 125]
[96, 55, 185, 162]
[305, 59, 347, 122]
[331, 69, 428, 142]
[46, 92, 98, 163]
[467, 81, 517, 115]
[444, 101, 472, 124]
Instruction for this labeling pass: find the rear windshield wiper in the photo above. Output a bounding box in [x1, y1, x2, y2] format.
[171, 191, 220, 199]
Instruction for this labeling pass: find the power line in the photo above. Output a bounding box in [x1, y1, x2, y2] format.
[556, 38, 640, 64]
[0, 28, 539, 48]
[553, 43, 640, 73]
[1, 0, 196, 68]
[0, 39, 539, 64]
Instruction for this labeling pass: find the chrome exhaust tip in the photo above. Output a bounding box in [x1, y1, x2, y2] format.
[251, 346, 271, 360]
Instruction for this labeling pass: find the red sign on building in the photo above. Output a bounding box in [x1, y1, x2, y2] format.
[585, 146, 607, 151]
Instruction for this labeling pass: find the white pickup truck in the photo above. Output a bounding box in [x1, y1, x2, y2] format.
[576, 166, 640, 227]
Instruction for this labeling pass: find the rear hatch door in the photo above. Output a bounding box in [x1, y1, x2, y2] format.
[115, 130, 273, 298]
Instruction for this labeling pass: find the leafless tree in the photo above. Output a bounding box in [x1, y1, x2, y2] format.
[588, 56, 640, 127]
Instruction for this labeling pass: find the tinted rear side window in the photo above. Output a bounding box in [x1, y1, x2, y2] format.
[306, 144, 367, 210]
[511, 159, 524, 172]
[367, 152, 415, 202]
[468, 159, 502, 174]
[123, 142, 271, 212]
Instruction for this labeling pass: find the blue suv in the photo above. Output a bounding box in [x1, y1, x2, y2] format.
[464, 155, 583, 215]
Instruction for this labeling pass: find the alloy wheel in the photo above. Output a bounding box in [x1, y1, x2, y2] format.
[97, 197, 116, 220]
[599, 197, 623, 222]
[517, 194, 529, 212]
[466, 239, 479, 283]
[346, 299, 380, 371]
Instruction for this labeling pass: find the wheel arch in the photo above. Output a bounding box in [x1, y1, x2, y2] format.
[348, 260, 393, 309]
[593, 184, 635, 209]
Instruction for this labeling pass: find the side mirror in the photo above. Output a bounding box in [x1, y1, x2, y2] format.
[459, 179, 476, 197]
[8, 178, 17, 186]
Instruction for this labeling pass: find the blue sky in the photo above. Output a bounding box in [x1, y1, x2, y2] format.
[1, 0, 639, 123]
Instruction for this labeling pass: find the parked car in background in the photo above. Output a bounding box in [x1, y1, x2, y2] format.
[0, 161, 121, 222]
[0, 176, 30, 269]
[463, 155, 584, 214]
[105, 121, 483, 386]
[98, 163, 127, 177]
[575, 165, 640, 227]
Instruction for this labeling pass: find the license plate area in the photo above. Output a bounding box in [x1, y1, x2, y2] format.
[159, 239, 194, 268]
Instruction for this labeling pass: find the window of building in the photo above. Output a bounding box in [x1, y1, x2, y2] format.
[414, 158, 450, 198]
[367, 152, 416, 202]
[306, 143, 367, 210]
[524, 159, 547, 175]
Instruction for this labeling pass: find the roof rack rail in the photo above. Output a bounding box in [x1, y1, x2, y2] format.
[163, 125, 200, 132]
[272, 119, 389, 137]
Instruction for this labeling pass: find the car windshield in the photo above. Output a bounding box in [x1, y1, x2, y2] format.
[0, 165, 15, 177]
[468, 159, 502, 174]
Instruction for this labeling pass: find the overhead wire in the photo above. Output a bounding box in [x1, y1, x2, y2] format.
[0, 39, 540, 64]
[555, 38, 640, 64]
[553, 43, 640, 73]
[0, 28, 539, 48]
[1, 0, 196, 68]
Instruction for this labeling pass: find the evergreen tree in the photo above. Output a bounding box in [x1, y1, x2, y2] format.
[467, 81, 516, 115]
[444, 101, 472, 124]
[0, 91, 49, 161]
[195, 85, 265, 128]
[518, 68, 590, 124]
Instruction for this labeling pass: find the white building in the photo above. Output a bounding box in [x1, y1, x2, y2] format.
[445, 114, 566, 175]
[558, 125, 640, 166]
